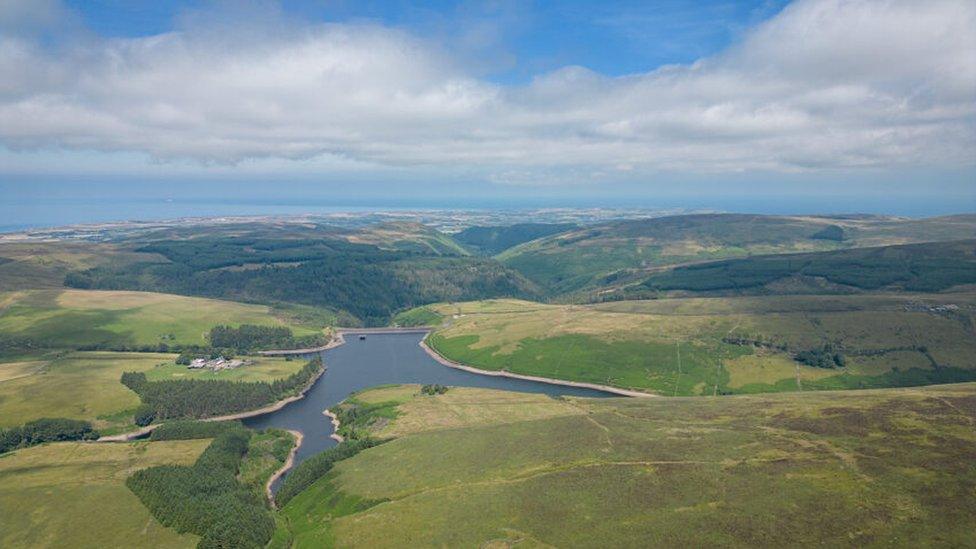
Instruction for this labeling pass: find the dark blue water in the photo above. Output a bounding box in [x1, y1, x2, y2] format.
[243, 331, 611, 489]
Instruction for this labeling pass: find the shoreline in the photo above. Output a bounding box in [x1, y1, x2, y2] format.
[258, 327, 431, 356]
[419, 335, 654, 398]
[266, 429, 303, 508]
[258, 332, 346, 356]
[97, 362, 326, 442]
[322, 409, 344, 442]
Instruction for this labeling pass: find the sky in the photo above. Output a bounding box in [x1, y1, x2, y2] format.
[1, 0, 974, 219]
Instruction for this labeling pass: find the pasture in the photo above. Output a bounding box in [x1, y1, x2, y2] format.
[0, 352, 304, 432]
[0, 440, 209, 548]
[278, 383, 976, 547]
[0, 240, 164, 291]
[422, 293, 976, 395]
[0, 289, 323, 350]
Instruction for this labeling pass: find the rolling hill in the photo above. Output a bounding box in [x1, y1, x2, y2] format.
[48, 222, 538, 326]
[496, 214, 976, 296]
[418, 290, 976, 396]
[274, 382, 976, 547]
[453, 223, 577, 255]
[0, 289, 326, 351]
[625, 239, 976, 298]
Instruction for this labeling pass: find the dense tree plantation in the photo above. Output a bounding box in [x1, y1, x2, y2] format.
[0, 418, 98, 454]
[127, 427, 275, 548]
[207, 324, 325, 353]
[637, 239, 976, 294]
[122, 358, 322, 422]
[65, 236, 537, 325]
[149, 420, 245, 441]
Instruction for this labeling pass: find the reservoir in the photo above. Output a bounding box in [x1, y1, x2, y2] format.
[243, 331, 613, 490]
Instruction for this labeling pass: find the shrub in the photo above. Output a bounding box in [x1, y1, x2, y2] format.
[134, 404, 156, 427]
[421, 384, 449, 395]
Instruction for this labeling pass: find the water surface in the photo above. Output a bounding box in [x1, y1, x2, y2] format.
[243, 331, 611, 490]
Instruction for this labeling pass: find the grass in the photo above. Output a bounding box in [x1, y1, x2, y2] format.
[347, 221, 471, 256]
[0, 352, 306, 433]
[0, 289, 325, 350]
[276, 382, 976, 547]
[0, 241, 165, 291]
[420, 293, 976, 395]
[0, 352, 163, 431]
[0, 439, 210, 548]
[238, 429, 296, 496]
[144, 356, 304, 383]
[391, 306, 444, 327]
[354, 385, 584, 438]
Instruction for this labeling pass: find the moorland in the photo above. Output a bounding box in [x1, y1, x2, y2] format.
[0, 210, 974, 548]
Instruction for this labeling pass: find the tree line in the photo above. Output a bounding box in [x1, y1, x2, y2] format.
[149, 420, 244, 441]
[0, 418, 98, 454]
[207, 324, 326, 353]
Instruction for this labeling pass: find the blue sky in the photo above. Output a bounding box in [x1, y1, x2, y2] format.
[63, 0, 789, 81]
[1, 0, 974, 218]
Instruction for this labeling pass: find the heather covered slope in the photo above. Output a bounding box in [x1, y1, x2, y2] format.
[275, 383, 976, 547]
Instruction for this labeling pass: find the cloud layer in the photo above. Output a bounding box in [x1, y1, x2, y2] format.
[1, 0, 974, 182]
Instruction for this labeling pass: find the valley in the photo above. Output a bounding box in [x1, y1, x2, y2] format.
[0, 211, 973, 548]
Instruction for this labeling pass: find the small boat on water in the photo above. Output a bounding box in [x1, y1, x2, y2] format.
[359, 335, 367, 340]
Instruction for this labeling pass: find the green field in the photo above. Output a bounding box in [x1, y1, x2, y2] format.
[276, 383, 976, 547]
[0, 352, 303, 432]
[0, 440, 209, 548]
[421, 293, 976, 395]
[0, 289, 324, 350]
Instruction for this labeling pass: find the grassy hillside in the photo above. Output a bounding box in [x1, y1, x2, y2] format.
[623, 239, 976, 298]
[0, 289, 325, 351]
[497, 214, 976, 295]
[0, 439, 209, 548]
[276, 383, 976, 547]
[0, 352, 303, 432]
[453, 223, 577, 255]
[346, 221, 471, 256]
[0, 240, 164, 291]
[420, 293, 976, 395]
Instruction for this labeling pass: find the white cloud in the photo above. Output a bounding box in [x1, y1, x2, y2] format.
[0, 0, 973, 183]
